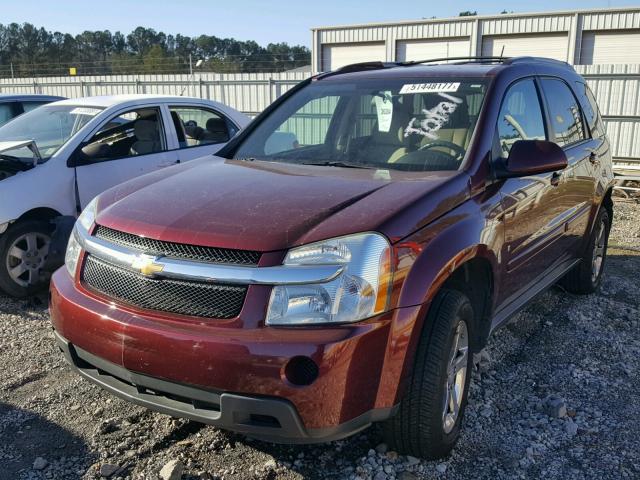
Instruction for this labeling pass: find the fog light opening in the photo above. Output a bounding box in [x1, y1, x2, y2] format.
[284, 356, 319, 386]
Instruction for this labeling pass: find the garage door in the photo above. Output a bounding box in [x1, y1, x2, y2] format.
[580, 30, 640, 64]
[396, 38, 470, 62]
[321, 43, 386, 72]
[482, 33, 568, 61]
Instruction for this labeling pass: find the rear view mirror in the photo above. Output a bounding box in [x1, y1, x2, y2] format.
[497, 140, 568, 178]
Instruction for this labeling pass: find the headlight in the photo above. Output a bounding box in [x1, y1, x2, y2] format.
[266, 233, 392, 325]
[64, 229, 82, 277]
[77, 196, 98, 231]
[64, 197, 98, 277]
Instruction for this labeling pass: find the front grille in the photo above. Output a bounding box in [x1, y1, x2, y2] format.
[94, 225, 260, 265]
[82, 255, 246, 318]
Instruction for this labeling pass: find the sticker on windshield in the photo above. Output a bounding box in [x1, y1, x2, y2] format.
[70, 107, 101, 116]
[373, 92, 393, 133]
[399, 82, 460, 94]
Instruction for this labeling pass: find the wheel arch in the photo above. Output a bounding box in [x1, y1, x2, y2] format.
[18, 207, 63, 223]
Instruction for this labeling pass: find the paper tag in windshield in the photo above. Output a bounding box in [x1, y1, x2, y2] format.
[373, 92, 393, 132]
[70, 107, 101, 116]
[399, 82, 460, 94]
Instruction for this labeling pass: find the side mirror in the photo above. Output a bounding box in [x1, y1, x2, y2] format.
[70, 143, 110, 166]
[497, 140, 568, 179]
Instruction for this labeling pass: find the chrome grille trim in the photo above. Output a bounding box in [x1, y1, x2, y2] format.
[75, 226, 344, 286]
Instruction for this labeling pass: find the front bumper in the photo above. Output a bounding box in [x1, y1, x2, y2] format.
[54, 331, 395, 443]
[50, 268, 422, 442]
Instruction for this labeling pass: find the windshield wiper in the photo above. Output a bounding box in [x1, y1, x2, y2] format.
[300, 161, 372, 169]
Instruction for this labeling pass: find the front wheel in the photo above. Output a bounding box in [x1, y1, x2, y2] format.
[560, 208, 611, 294]
[383, 289, 474, 459]
[0, 220, 52, 297]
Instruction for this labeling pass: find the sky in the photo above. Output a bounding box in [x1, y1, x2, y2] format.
[1, 0, 638, 47]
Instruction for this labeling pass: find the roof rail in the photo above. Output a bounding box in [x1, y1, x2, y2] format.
[315, 61, 401, 79]
[315, 55, 572, 80]
[401, 56, 508, 66]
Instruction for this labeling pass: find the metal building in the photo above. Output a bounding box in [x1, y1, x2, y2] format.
[311, 7, 640, 73]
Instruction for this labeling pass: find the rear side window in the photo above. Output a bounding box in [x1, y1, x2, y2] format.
[497, 79, 547, 158]
[575, 82, 606, 139]
[540, 78, 586, 147]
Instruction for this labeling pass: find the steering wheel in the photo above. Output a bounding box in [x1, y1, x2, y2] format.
[418, 140, 467, 162]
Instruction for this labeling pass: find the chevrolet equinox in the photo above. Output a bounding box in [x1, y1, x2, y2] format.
[50, 57, 614, 458]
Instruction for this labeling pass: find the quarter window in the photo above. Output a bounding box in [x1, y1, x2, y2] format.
[170, 107, 236, 149]
[82, 107, 166, 162]
[575, 82, 605, 139]
[541, 78, 586, 147]
[497, 79, 547, 158]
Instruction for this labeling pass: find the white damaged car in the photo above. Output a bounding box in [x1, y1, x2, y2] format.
[0, 95, 249, 296]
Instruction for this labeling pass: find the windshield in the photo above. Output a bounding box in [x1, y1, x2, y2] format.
[0, 105, 103, 161]
[234, 78, 487, 171]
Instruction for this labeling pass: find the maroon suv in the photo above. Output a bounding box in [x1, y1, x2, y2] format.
[50, 57, 614, 458]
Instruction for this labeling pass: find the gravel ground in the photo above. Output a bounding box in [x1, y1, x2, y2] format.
[1, 200, 639, 480]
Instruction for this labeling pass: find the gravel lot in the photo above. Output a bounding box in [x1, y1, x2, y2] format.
[1, 200, 639, 480]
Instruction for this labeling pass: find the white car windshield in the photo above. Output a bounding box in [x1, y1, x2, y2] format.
[0, 105, 103, 161]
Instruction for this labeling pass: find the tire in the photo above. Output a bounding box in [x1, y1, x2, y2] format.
[0, 220, 53, 297]
[560, 208, 611, 294]
[383, 289, 474, 459]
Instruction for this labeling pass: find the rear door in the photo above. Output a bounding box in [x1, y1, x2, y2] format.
[497, 78, 569, 302]
[168, 105, 241, 163]
[74, 105, 177, 207]
[538, 77, 594, 254]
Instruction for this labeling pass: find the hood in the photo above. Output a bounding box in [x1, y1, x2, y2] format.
[0, 140, 41, 181]
[96, 157, 468, 252]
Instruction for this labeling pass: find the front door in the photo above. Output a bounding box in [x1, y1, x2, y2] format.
[496, 78, 569, 303]
[74, 106, 177, 207]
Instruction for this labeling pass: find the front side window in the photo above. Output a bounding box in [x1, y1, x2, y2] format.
[0, 104, 103, 161]
[81, 107, 166, 162]
[234, 78, 488, 172]
[541, 78, 586, 147]
[497, 79, 547, 159]
[170, 107, 236, 149]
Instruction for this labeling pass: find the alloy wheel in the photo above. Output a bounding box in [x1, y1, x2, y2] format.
[5, 232, 51, 288]
[442, 319, 469, 434]
[591, 219, 606, 283]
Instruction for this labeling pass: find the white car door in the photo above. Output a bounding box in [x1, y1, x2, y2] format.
[73, 104, 178, 207]
[167, 105, 242, 163]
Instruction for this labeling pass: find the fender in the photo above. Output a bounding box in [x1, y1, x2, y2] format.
[382, 196, 503, 405]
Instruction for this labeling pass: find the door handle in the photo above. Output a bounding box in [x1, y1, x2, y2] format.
[550, 172, 562, 187]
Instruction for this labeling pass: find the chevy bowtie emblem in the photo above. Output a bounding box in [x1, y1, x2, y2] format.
[131, 255, 164, 276]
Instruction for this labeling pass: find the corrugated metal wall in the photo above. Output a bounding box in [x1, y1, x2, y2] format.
[0, 66, 637, 163]
[0, 72, 309, 117]
[576, 64, 640, 163]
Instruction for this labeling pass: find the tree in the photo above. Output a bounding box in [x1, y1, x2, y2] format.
[458, 11, 477, 16]
[0, 22, 311, 77]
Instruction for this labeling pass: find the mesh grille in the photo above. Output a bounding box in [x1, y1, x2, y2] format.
[94, 226, 260, 265]
[82, 255, 246, 319]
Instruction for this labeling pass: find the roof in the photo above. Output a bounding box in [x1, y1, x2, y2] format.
[320, 63, 502, 81]
[0, 94, 65, 101]
[53, 94, 220, 108]
[316, 57, 572, 81]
